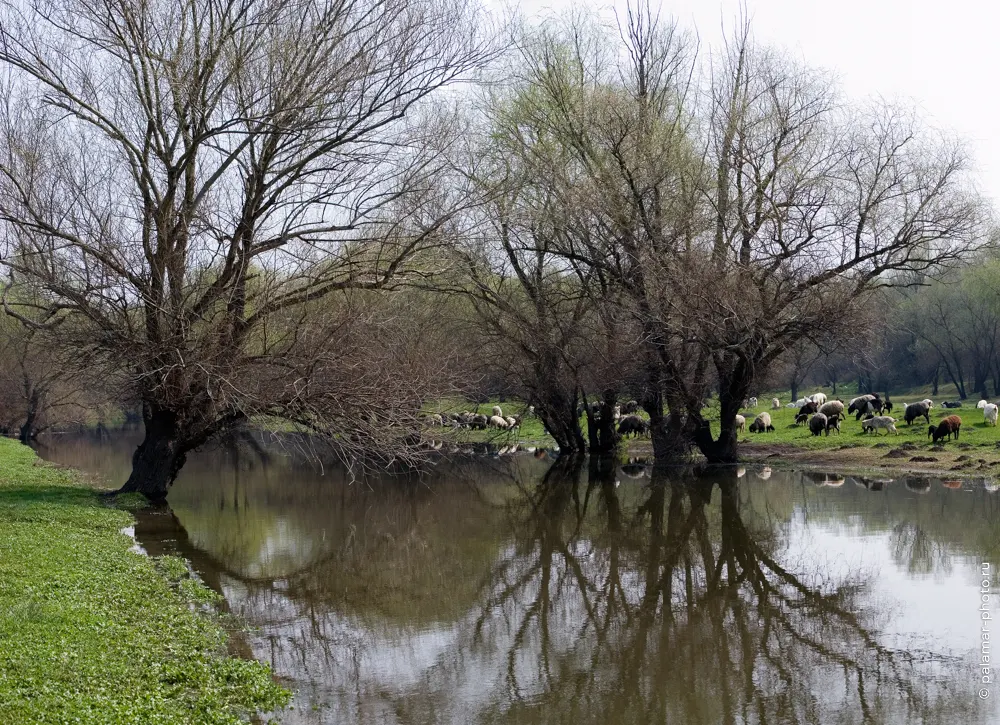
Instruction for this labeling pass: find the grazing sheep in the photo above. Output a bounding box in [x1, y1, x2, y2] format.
[883, 400, 893, 414]
[978, 399, 989, 410]
[489, 415, 510, 429]
[746, 397, 758, 409]
[861, 415, 898, 435]
[798, 401, 819, 418]
[618, 414, 649, 438]
[826, 413, 842, 435]
[735, 414, 746, 433]
[903, 402, 932, 426]
[928, 415, 962, 443]
[787, 397, 811, 408]
[818, 400, 845, 419]
[772, 397, 781, 409]
[748, 412, 774, 433]
[941, 401, 962, 409]
[795, 412, 810, 425]
[505, 415, 519, 429]
[847, 395, 875, 417]
[492, 405, 503, 418]
[622, 400, 640, 414]
[471, 414, 488, 430]
[985, 404, 998, 426]
[809, 392, 827, 405]
[808, 413, 828, 436]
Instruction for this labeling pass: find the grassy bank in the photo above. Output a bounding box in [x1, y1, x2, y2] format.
[729, 387, 1000, 477]
[0, 439, 289, 724]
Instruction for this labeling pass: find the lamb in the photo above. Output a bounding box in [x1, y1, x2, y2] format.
[492, 405, 503, 418]
[618, 414, 649, 438]
[985, 404, 998, 427]
[746, 397, 758, 409]
[505, 415, 519, 429]
[928, 415, 962, 443]
[979, 399, 989, 410]
[826, 413, 842, 435]
[772, 397, 781, 409]
[861, 415, 898, 435]
[795, 412, 810, 425]
[735, 414, 746, 433]
[903, 402, 932, 426]
[808, 412, 828, 436]
[488, 415, 509, 429]
[941, 401, 962, 409]
[818, 400, 845, 419]
[748, 412, 774, 433]
[809, 392, 827, 405]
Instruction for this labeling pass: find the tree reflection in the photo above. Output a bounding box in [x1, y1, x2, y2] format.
[464, 463, 985, 725]
[134, 454, 995, 725]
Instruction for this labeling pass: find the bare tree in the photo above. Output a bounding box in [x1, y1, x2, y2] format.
[0, 0, 495, 497]
[490, 2, 986, 463]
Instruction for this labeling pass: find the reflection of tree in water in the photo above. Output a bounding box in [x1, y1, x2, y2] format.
[468, 460, 983, 725]
[141, 453, 995, 725]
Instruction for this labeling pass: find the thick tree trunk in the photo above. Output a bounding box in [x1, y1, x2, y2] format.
[116, 408, 188, 500]
[789, 379, 798, 402]
[18, 389, 40, 444]
[585, 389, 620, 454]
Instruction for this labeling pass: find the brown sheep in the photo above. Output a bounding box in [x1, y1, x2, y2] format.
[928, 415, 962, 443]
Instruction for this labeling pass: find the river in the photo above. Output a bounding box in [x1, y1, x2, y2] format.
[34, 431, 1000, 724]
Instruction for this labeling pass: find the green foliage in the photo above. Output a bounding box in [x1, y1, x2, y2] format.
[0, 440, 289, 723]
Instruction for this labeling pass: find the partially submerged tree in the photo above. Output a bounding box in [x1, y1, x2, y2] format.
[492, 3, 986, 463]
[0, 0, 495, 497]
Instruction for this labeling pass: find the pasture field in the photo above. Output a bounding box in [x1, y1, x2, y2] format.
[0, 439, 289, 724]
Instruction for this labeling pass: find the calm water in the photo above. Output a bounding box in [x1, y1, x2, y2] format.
[35, 432, 1000, 725]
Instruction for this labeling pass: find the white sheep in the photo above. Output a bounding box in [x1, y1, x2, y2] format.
[488, 415, 509, 429]
[735, 414, 746, 433]
[985, 404, 998, 426]
[492, 405, 503, 417]
[504, 415, 519, 428]
[789, 397, 811, 408]
[747, 397, 758, 408]
[772, 397, 781, 409]
[861, 416, 898, 435]
[979, 399, 989, 410]
[809, 392, 827, 405]
[921, 399, 934, 407]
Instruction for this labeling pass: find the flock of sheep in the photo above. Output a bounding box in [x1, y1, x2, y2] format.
[424, 405, 523, 431]
[741, 391, 1000, 443]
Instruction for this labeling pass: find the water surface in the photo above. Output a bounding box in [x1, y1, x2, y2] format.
[36, 433, 1000, 724]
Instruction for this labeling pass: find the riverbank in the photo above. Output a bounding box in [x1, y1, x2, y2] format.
[0, 439, 289, 724]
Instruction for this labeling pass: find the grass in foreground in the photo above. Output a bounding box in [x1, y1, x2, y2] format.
[0, 439, 289, 724]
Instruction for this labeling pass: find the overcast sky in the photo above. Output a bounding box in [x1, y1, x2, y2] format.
[510, 0, 1000, 205]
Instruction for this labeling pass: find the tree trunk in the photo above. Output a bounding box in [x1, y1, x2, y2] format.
[585, 389, 620, 454]
[932, 366, 940, 396]
[18, 388, 41, 444]
[115, 407, 188, 500]
[789, 378, 798, 402]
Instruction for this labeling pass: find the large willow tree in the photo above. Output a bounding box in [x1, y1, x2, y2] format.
[482, 3, 986, 463]
[0, 0, 494, 497]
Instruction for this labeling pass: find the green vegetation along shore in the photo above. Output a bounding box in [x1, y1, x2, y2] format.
[0, 439, 288, 724]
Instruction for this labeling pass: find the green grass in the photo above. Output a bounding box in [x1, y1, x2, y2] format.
[0, 439, 290, 724]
